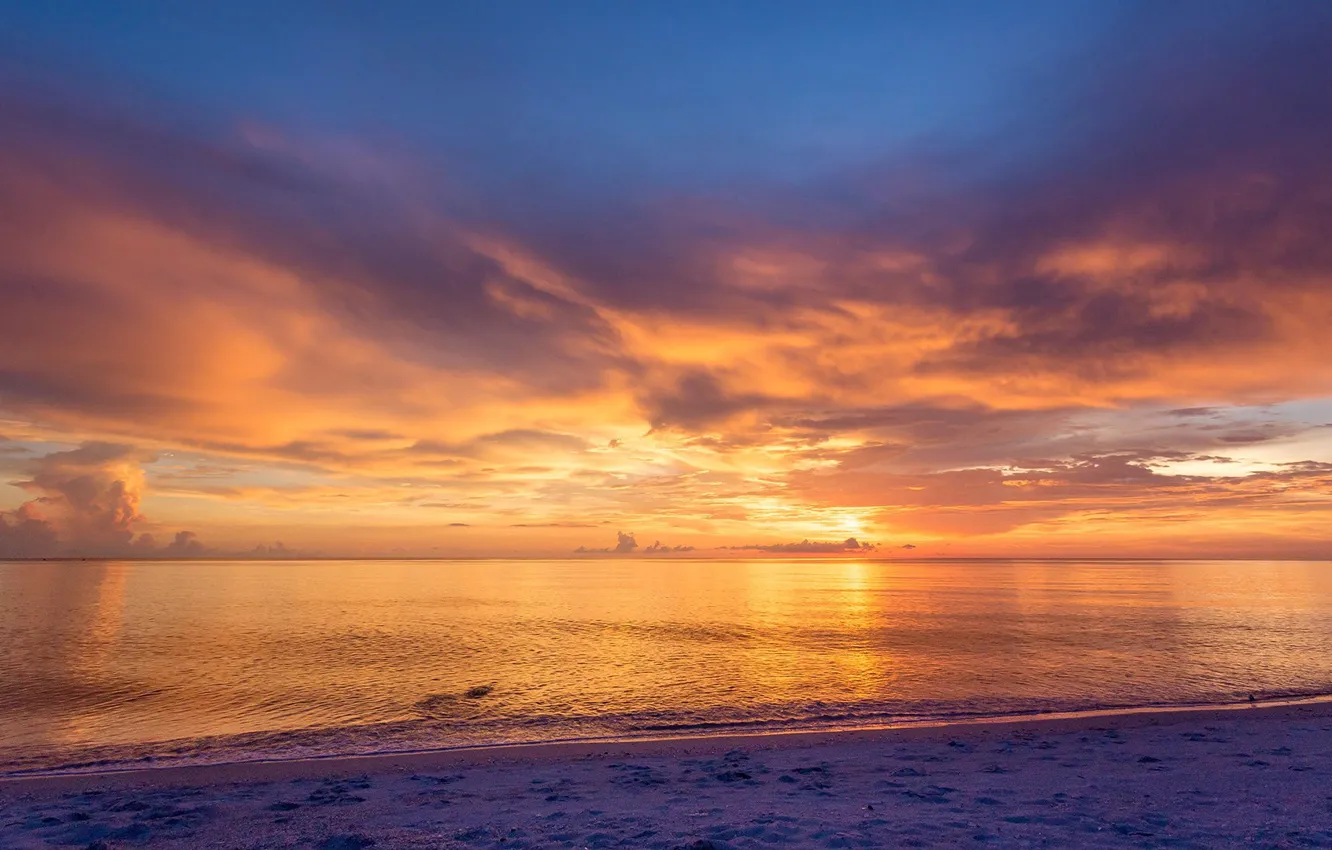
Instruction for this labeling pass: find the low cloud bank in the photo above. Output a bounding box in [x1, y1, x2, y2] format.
[723, 538, 878, 554]
[575, 531, 693, 554]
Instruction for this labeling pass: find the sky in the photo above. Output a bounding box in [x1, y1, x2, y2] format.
[1, 0, 1330, 559]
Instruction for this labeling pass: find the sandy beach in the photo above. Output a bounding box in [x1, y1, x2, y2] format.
[2, 700, 1330, 849]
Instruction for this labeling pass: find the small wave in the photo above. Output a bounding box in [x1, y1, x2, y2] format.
[8, 687, 1332, 779]
[414, 684, 496, 718]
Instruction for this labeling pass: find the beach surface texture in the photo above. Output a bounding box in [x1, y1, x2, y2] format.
[2, 701, 1330, 849]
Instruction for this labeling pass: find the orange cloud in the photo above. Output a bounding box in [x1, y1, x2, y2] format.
[1, 59, 1331, 557]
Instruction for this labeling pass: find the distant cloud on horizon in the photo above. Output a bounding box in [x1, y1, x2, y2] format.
[573, 532, 696, 555]
[722, 538, 879, 555]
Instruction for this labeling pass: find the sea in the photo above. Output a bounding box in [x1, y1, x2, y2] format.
[1, 558, 1330, 776]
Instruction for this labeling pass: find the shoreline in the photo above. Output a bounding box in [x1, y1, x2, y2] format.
[5, 698, 1331, 848]
[6, 694, 1330, 794]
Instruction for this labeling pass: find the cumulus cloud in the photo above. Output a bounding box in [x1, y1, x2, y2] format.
[0, 503, 59, 558]
[162, 530, 205, 557]
[0, 442, 205, 558]
[16, 442, 147, 551]
[615, 531, 638, 553]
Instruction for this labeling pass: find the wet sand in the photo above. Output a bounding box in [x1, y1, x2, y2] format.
[3, 700, 1331, 848]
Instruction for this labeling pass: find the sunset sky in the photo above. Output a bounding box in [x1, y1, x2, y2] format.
[1, 1, 1330, 559]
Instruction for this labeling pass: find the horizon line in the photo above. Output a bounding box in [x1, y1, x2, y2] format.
[2, 555, 1329, 564]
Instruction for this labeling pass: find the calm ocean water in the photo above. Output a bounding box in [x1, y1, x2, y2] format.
[1, 558, 1330, 775]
